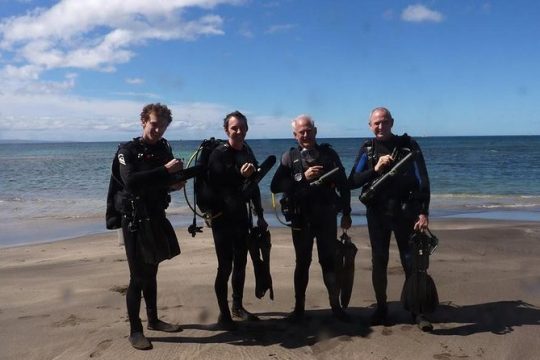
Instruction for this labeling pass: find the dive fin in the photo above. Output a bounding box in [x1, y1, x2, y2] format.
[335, 232, 357, 309]
[401, 230, 439, 314]
[247, 226, 274, 300]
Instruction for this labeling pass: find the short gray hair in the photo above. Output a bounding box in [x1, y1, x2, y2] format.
[291, 114, 315, 131]
[369, 107, 393, 123]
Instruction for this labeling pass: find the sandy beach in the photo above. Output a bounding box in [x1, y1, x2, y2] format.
[1, 219, 539, 360]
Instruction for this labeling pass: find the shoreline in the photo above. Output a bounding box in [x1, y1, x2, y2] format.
[1, 219, 539, 360]
[1, 208, 539, 249]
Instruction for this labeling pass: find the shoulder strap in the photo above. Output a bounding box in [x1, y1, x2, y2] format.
[127, 137, 146, 159]
[160, 138, 173, 156]
[319, 143, 332, 149]
[243, 142, 257, 165]
[398, 133, 412, 148]
[366, 139, 376, 169]
[215, 142, 230, 153]
[289, 147, 303, 182]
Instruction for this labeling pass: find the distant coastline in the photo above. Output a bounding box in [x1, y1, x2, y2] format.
[1, 134, 539, 144]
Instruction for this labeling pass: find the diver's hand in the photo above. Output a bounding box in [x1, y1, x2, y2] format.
[341, 214, 352, 230]
[240, 163, 256, 178]
[374, 154, 393, 173]
[257, 216, 268, 232]
[304, 165, 323, 181]
[165, 158, 183, 173]
[414, 214, 429, 232]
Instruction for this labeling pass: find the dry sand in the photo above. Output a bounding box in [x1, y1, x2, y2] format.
[1, 219, 539, 360]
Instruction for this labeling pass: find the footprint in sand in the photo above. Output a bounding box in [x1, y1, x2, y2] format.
[433, 353, 470, 360]
[110, 285, 128, 295]
[381, 328, 393, 336]
[433, 354, 452, 360]
[52, 314, 93, 327]
[89, 339, 113, 358]
[18, 314, 51, 320]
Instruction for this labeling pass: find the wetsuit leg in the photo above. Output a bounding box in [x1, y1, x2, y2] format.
[291, 219, 314, 305]
[123, 221, 159, 334]
[314, 212, 346, 316]
[314, 212, 338, 274]
[231, 225, 249, 309]
[143, 268, 159, 324]
[366, 208, 392, 306]
[393, 214, 415, 278]
[211, 219, 234, 317]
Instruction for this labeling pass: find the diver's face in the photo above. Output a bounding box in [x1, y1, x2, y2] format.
[369, 110, 393, 141]
[142, 112, 169, 144]
[293, 119, 317, 149]
[225, 116, 248, 144]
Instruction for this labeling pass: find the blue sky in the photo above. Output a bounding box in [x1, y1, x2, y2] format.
[0, 0, 538, 141]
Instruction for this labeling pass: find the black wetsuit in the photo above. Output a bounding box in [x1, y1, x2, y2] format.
[348, 134, 430, 309]
[271, 144, 351, 312]
[207, 142, 264, 318]
[117, 137, 180, 334]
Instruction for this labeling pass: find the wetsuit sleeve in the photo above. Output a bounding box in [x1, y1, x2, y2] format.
[117, 145, 171, 192]
[410, 140, 431, 215]
[270, 151, 295, 194]
[347, 144, 378, 189]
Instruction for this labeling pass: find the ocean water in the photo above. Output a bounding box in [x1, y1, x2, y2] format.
[1, 136, 539, 246]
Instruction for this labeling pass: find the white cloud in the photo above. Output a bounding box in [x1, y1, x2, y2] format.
[401, 4, 443, 23]
[125, 77, 144, 85]
[1, 64, 41, 81]
[265, 24, 296, 34]
[113, 91, 159, 99]
[0, 92, 291, 141]
[0, 66, 77, 95]
[238, 27, 254, 39]
[0, 0, 240, 78]
[0, 1, 298, 141]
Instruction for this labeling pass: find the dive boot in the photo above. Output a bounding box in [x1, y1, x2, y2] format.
[217, 313, 238, 331]
[147, 319, 183, 332]
[286, 297, 306, 323]
[415, 314, 433, 332]
[285, 309, 305, 323]
[232, 306, 260, 321]
[331, 306, 351, 322]
[370, 305, 388, 326]
[128, 332, 152, 350]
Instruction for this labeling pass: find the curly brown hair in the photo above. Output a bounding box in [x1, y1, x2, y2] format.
[140, 103, 173, 124]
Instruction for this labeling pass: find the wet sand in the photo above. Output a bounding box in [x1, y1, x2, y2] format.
[1, 219, 539, 360]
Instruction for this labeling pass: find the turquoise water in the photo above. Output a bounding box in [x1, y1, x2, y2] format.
[1, 136, 539, 246]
